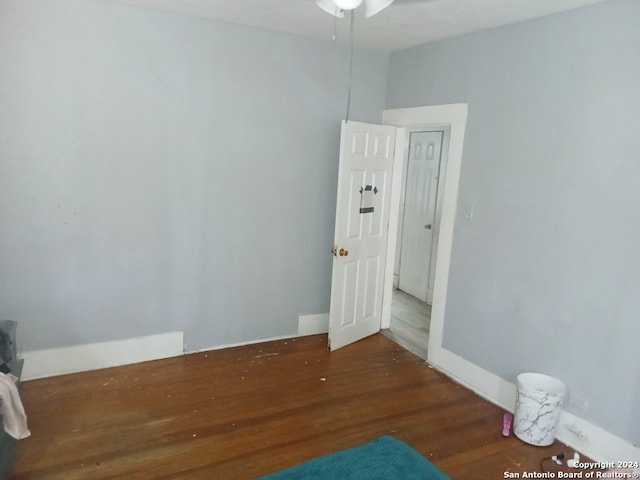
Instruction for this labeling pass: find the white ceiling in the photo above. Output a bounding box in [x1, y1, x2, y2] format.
[100, 0, 608, 52]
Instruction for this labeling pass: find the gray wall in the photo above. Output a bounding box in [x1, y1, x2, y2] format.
[387, 0, 640, 444]
[0, 0, 388, 351]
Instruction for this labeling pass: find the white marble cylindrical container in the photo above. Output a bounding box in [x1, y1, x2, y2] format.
[513, 373, 567, 446]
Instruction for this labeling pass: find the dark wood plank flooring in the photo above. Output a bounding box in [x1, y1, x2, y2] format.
[12, 334, 581, 479]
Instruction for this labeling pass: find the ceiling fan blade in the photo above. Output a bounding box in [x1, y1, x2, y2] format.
[363, 0, 394, 18]
[316, 0, 345, 17]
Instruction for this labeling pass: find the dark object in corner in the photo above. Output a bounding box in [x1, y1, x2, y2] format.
[0, 330, 12, 366]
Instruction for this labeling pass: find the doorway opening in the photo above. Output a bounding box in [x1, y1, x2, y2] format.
[383, 289, 431, 358]
[382, 127, 450, 359]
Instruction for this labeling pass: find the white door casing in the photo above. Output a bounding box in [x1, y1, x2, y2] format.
[398, 130, 444, 303]
[328, 121, 398, 351]
[381, 104, 467, 361]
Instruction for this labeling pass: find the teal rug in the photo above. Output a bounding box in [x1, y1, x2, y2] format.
[255, 435, 450, 480]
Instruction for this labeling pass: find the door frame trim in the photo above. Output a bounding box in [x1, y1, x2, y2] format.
[381, 104, 468, 366]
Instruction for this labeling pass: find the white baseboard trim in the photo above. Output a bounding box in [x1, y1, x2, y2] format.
[428, 345, 640, 462]
[195, 334, 297, 353]
[297, 313, 329, 337]
[556, 411, 640, 464]
[20, 331, 184, 380]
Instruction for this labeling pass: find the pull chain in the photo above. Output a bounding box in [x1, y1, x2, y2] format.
[345, 10, 354, 123]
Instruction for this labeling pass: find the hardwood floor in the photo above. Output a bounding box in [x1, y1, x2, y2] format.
[13, 334, 582, 479]
[383, 289, 431, 359]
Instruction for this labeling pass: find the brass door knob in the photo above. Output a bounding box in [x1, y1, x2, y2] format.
[339, 248, 349, 257]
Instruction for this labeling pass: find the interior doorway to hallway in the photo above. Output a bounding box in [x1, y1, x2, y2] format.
[382, 127, 449, 359]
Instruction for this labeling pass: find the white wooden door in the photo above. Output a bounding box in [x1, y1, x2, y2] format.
[328, 121, 397, 351]
[398, 131, 443, 303]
